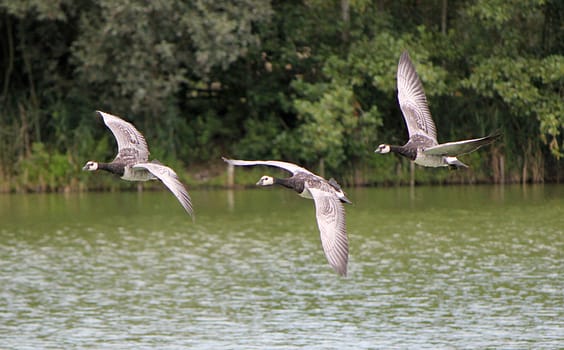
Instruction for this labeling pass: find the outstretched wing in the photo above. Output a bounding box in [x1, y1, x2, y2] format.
[423, 133, 501, 156]
[397, 51, 437, 142]
[307, 186, 348, 276]
[133, 162, 193, 217]
[222, 157, 315, 176]
[98, 111, 150, 163]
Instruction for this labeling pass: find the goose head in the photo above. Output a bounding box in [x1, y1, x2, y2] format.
[256, 175, 275, 186]
[82, 161, 99, 171]
[374, 144, 391, 154]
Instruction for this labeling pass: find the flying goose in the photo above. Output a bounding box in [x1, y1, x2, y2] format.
[374, 51, 500, 168]
[222, 157, 351, 276]
[82, 111, 193, 217]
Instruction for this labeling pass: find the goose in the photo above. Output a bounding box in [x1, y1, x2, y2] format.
[374, 51, 500, 168]
[222, 157, 351, 276]
[82, 111, 193, 217]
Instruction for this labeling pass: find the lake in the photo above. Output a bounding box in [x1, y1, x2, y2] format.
[0, 185, 562, 349]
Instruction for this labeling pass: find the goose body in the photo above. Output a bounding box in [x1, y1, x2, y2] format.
[222, 157, 351, 276]
[375, 51, 500, 168]
[83, 111, 193, 217]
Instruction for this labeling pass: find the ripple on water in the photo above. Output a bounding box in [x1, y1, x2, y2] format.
[0, 187, 563, 348]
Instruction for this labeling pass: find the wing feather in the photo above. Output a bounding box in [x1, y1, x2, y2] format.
[307, 186, 348, 276]
[98, 111, 150, 163]
[133, 163, 193, 217]
[397, 51, 437, 142]
[423, 134, 500, 156]
[221, 157, 314, 176]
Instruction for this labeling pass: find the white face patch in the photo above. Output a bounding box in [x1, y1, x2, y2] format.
[256, 175, 274, 186]
[375, 144, 391, 154]
[82, 161, 98, 171]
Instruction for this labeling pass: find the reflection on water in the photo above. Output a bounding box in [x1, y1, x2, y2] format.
[0, 185, 563, 348]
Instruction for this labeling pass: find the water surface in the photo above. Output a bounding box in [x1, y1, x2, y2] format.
[1, 185, 562, 349]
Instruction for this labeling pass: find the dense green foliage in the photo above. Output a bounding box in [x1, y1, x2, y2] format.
[0, 0, 562, 191]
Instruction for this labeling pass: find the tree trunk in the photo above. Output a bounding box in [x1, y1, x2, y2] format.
[532, 148, 544, 183]
[2, 14, 14, 100]
[341, 0, 350, 43]
[319, 157, 325, 178]
[18, 102, 31, 158]
[522, 156, 528, 185]
[499, 154, 505, 185]
[441, 0, 448, 35]
[21, 33, 41, 143]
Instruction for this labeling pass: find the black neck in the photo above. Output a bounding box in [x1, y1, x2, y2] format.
[98, 162, 125, 176]
[273, 177, 292, 188]
[390, 145, 417, 161]
[274, 176, 304, 194]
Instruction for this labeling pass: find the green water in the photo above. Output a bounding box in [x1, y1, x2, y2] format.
[0, 185, 562, 348]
